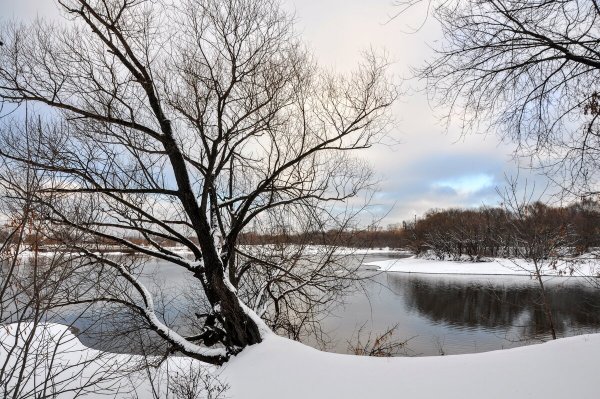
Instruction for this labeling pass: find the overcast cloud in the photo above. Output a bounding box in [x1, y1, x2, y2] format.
[0, 0, 553, 224]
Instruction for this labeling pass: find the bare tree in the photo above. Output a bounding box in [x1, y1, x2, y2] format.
[0, 149, 134, 398]
[498, 177, 578, 340]
[397, 0, 600, 195]
[0, 0, 396, 364]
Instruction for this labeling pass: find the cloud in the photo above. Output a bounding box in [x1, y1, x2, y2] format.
[2, 0, 556, 226]
[433, 173, 495, 196]
[0, 0, 60, 21]
[279, 0, 557, 223]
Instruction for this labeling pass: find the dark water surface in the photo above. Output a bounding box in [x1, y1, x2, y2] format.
[58, 254, 600, 356]
[321, 254, 600, 356]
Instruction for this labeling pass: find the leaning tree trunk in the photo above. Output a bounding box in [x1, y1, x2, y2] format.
[200, 246, 263, 350]
[163, 134, 263, 352]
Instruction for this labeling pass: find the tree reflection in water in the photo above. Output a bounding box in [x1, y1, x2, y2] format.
[36, 257, 600, 356]
[389, 273, 600, 341]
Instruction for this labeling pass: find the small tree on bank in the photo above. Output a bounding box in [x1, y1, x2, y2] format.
[0, 0, 396, 364]
[498, 179, 578, 340]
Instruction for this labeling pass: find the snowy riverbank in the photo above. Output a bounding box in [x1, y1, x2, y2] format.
[2, 323, 600, 398]
[366, 255, 600, 277]
[15, 246, 411, 259]
[224, 331, 600, 399]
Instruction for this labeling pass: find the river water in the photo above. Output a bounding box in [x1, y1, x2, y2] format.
[56, 253, 600, 356]
[318, 254, 600, 355]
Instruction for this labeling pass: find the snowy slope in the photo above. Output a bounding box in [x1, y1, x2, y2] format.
[223, 333, 600, 399]
[2, 323, 600, 398]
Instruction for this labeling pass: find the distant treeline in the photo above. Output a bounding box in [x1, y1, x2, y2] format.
[240, 199, 600, 260]
[238, 227, 408, 249]
[4, 200, 598, 260]
[405, 201, 600, 259]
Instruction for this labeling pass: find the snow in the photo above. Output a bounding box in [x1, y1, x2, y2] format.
[367, 255, 600, 277]
[3, 322, 600, 398]
[14, 246, 408, 262]
[0, 323, 136, 398]
[0, 323, 219, 399]
[223, 333, 600, 399]
[333, 247, 411, 255]
[109, 255, 228, 360]
[239, 300, 275, 338]
[237, 245, 410, 257]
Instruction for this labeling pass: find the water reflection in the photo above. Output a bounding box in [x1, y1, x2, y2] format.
[7, 254, 600, 356]
[389, 274, 600, 338]
[49, 261, 600, 356]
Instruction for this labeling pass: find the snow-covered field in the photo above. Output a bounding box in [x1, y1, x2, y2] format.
[367, 255, 600, 277]
[2, 322, 600, 398]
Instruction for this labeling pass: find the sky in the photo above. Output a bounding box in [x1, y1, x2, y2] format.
[0, 0, 552, 225]
[279, 0, 552, 224]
